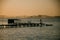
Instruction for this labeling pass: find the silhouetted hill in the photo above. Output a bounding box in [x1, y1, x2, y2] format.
[0, 15, 60, 19]
[0, 15, 7, 18]
[0, 15, 17, 19]
[26, 15, 53, 18]
[53, 16, 60, 18]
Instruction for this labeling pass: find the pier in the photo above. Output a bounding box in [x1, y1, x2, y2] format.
[0, 19, 44, 28]
[0, 18, 53, 28]
[0, 22, 43, 28]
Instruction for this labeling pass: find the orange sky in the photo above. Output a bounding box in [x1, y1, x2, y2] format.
[0, 0, 59, 16]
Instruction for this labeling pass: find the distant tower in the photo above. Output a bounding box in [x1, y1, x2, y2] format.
[40, 19, 42, 27]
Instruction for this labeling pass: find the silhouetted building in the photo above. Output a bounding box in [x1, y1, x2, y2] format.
[8, 19, 14, 24]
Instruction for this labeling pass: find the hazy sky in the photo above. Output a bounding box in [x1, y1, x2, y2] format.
[0, 0, 59, 16]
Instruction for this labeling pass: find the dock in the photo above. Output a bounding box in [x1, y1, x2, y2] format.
[0, 18, 53, 28]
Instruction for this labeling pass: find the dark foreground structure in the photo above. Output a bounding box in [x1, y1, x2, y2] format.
[0, 19, 53, 28]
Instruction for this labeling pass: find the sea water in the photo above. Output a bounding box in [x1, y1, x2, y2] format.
[0, 18, 60, 40]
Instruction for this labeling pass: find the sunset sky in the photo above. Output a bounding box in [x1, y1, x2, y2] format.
[0, 0, 59, 16]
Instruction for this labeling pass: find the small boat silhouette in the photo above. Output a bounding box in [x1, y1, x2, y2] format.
[45, 24, 53, 26]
